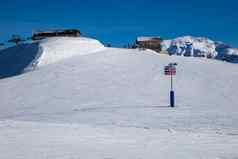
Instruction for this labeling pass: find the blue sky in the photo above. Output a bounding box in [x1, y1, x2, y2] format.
[0, 0, 238, 47]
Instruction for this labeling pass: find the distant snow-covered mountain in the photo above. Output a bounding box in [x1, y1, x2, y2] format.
[161, 36, 238, 63]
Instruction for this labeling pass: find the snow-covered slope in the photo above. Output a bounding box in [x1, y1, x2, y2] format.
[162, 36, 238, 62]
[38, 37, 104, 66]
[1, 48, 238, 123]
[0, 37, 104, 79]
[0, 39, 238, 158]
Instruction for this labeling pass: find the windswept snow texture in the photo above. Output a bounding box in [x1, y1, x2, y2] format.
[0, 38, 238, 159]
[0, 37, 104, 79]
[162, 36, 238, 62]
[37, 37, 104, 66]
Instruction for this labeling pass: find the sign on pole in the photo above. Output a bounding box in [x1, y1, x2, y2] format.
[164, 63, 177, 107]
[164, 65, 176, 76]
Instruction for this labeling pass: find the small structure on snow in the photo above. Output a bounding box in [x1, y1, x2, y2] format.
[32, 29, 81, 40]
[136, 36, 163, 52]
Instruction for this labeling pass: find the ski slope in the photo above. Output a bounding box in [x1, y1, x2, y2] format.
[0, 37, 238, 159]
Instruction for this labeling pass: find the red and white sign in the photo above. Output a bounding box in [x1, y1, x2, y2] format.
[164, 66, 176, 75]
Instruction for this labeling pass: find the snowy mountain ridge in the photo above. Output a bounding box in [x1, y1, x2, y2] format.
[0, 37, 104, 79]
[161, 36, 238, 63]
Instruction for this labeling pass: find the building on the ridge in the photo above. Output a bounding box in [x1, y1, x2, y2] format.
[136, 36, 163, 52]
[32, 29, 81, 40]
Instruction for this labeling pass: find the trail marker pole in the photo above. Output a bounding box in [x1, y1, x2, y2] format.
[164, 63, 177, 107]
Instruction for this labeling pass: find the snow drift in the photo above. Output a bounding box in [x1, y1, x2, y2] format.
[162, 36, 238, 62]
[0, 37, 104, 79]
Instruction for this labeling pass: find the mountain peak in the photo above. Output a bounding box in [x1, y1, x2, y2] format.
[162, 36, 238, 62]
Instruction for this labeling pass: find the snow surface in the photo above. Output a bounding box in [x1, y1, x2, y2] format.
[226, 48, 238, 56]
[1, 120, 238, 159]
[38, 37, 104, 66]
[0, 37, 238, 159]
[0, 37, 104, 78]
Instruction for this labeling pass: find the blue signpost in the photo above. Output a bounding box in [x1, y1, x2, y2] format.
[164, 63, 177, 107]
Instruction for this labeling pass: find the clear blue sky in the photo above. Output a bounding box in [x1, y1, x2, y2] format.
[0, 0, 237, 47]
